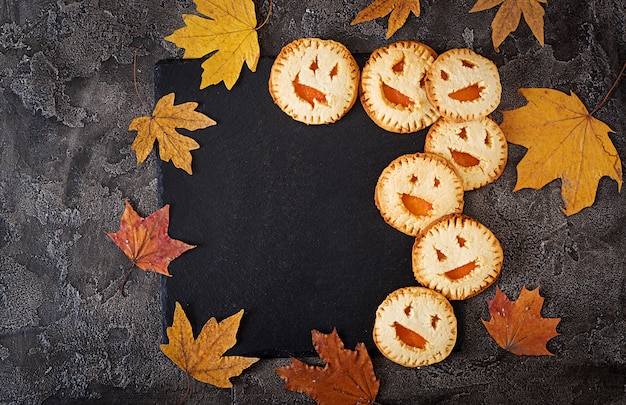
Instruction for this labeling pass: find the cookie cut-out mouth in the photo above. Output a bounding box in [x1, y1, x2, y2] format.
[448, 83, 485, 102]
[444, 260, 478, 280]
[393, 322, 427, 349]
[401, 194, 433, 216]
[382, 83, 414, 108]
[293, 73, 327, 108]
[450, 149, 480, 167]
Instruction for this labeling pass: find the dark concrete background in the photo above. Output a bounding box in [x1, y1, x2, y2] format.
[0, 0, 624, 403]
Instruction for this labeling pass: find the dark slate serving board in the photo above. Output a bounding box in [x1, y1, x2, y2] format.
[157, 57, 462, 357]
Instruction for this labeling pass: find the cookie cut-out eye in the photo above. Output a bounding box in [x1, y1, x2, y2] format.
[456, 235, 467, 247]
[329, 63, 339, 79]
[433, 177, 440, 187]
[309, 57, 319, 73]
[431, 314, 441, 329]
[392, 57, 405, 73]
[461, 59, 476, 68]
[393, 322, 427, 349]
[401, 194, 434, 217]
[441, 70, 449, 80]
[410, 174, 418, 183]
[484, 131, 492, 146]
[448, 83, 485, 102]
[457, 127, 468, 140]
[404, 305, 412, 316]
[436, 248, 447, 261]
[450, 149, 480, 168]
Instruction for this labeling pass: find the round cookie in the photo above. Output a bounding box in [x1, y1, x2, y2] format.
[373, 286, 457, 367]
[412, 214, 503, 300]
[374, 153, 464, 236]
[360, 41, 440, 133]
[424, 117, 508, 190]
[425, 48, 501, 122]
[269, 38, 360, 125]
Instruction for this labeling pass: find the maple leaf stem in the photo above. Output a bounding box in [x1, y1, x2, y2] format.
[119, 262, 135, 297]
[590, 61, 626, 117]
[255, 0, 273, 31]
[177, 373, 191, 405]
[133, 45, 150, 116]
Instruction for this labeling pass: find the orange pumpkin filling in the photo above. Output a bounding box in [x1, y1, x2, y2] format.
[444, 260, 478, 280]
[448, 83, 485, 102]
[293, 73, 327, 108]
[382, 83, 414, 108]
[450, 149, 480, 167]
[401, 194, 433, 216]
[394, 322, 427, 349]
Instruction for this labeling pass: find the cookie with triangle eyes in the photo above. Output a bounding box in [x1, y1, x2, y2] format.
[412, 214, 503, 300]
[374, 152, 464, 236]
[425, 117, 508, 190]
[373, 286, 457, 367]
[269, 38, 360, 125]
[360, 41, 440, 133]
[425, 48, 501, 122]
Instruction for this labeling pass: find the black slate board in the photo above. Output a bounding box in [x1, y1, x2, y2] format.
[157, 57, 461, 357]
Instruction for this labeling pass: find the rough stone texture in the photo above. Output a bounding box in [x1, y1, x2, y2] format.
[0, 0, 624, 403]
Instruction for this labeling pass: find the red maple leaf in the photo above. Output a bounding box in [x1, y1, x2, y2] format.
[107, 201, 195, 278]
[275, 329, 380, 405]
[482, 286, 560, 356]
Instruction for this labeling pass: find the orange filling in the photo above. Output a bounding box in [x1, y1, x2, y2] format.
[444, 260, 478, 280]
[329, 63, 339, 79]
[392, 59, 405, 73]
[448, 84, 485, 102]
[293, 74, 327, 108]
[394, 322, 427, 349]
[382, 83, 414, 107]
[450, 149, 480, 167]
[401, 194, 433, 216]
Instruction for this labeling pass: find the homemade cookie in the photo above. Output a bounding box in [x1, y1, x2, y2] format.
[412, 214, 503, 300]
[375, 153, 464, 236]
[424, 117, 508, 190]
[373, 286, 457, 367]
[360, 41, 440, 133]
[425, 48, 501, 122]
[269, 38, 360, 125]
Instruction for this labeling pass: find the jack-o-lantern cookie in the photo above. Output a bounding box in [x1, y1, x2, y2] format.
[424, 117, 508, 190]
[412, 214, 503, 300]
[360, 41, 440, 133]
[375, 153, 464, 236]
[269, 38, 360, 125]
[373, 286, 457, 367]
[425, 48, 501, 122]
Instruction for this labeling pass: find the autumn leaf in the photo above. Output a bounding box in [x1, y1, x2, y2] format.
[500, 87, 622, 216]
[351, 0, 420, 39]
[470, 0, 546, 51]
[165, 0, 261, 89]
[482, 286, 560, 356]
[106, 201, 195, 277]
[129, 93, 216, 175]
[275, 329, 380, 405]
[161, 302, 259, 389]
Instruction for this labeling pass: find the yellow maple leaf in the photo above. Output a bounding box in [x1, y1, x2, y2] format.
[501, 87, 622, 216]
[161, 302, 259, 389]
[470, 0, 546, 51]
[351, 0, 420, 39]
[165, 0, 260, 90]
[128, 93, 216, 175]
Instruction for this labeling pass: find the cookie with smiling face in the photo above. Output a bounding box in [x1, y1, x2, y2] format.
[360, 41, 440, 133]
[424, 117, 508, 190]
[374, 153, 464, 236]
[269, 38, 360, 125]
[425, 48, 501, 122]
[373, 286, 457, 367]
[412, 214, 503, 300]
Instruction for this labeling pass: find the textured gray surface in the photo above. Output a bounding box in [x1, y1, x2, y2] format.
[0, 0, 624, 403]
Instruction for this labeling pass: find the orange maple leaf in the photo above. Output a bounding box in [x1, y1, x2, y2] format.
[351, 0, 420, 39]
[275, 329, 380, 405]
[470, 0, 546, 51]
[500, 87, 622, 216]
[482, 286, 560, 356]
[106, 201, 195, 277]
[129, 93, 216, 175]
[161, 302, 259, 390]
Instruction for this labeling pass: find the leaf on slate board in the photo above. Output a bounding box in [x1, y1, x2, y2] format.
[470, 0, 546, 51]
[482, 286, 560, 356]
[106, 201, 196, 277]
[351, 0, 421, 39]
[129, 93, 216, 175]
[275, 328, 380, 405]
[165, 0, 260, 89]
[161, 302, 259, 388]
[500, 87, 622, 216]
